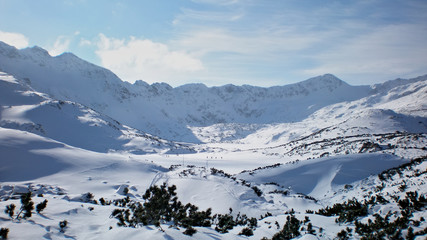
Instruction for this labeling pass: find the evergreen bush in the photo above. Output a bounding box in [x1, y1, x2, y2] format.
[59, 220, 68, 233]
[272, 215, 301, 240]
[4, 204, 15, 218]
[0, 228, 8, 239]
[36, 199, 48, 213]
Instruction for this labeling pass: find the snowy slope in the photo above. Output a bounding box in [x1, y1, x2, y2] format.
[1, 127, 425, 239]
[0, 41, 376, 142]
[192, 77, 427, 145]
[237, 153, 406, 198]
[0, 71, 193, 154]
[0, 40, 426, 239]
[1, 41, 426, 145]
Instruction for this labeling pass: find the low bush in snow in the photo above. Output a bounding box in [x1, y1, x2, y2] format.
[110, 183, 257, 236]
[0, 228, 9, 239]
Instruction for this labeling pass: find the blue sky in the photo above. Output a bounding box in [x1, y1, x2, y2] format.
[0, 0, 426, 87]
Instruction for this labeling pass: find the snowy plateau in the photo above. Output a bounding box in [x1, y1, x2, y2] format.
[0, 41, 426, 239]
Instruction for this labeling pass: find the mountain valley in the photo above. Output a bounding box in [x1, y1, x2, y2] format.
[0, 41, 426, 239]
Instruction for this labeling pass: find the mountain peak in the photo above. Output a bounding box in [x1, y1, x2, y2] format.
[302, 74, 346, 85]
[289, 74, 348, 93]
[22, 45, 51, 58]
[55, 52, 79, 60]
[134, 80, 149, 87]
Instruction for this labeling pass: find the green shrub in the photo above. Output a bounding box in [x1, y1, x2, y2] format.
[272, 215, 301, 240]
[183, 226, 197, 236]
[17, 192, 34, 219]
[239, 227, 254, 236]
[0, 228, 9, 239]
[59, 220, 68, 233]
[4, 204, 15, 218]
[36, 199, 48, 213]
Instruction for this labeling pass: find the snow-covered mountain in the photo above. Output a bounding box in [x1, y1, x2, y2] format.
[1, 41, 425, 145]
[0, 71, 193, 154]
[0, 41, 378, 142]
[0, 41, 426, 239]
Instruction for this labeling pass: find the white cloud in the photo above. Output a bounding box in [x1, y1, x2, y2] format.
[304, 24, 427, 82]
[169, 0, 427, 85]
[0, 31, 29, 49]
[95, 34, 204, 84]
[48, 36, 71, 56]
[79, 38, 92, 46]
[173, 28, 318, 58]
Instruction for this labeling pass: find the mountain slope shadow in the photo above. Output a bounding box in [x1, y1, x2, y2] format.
[0, 129, 72, 182]
[238, 153, 406, 197]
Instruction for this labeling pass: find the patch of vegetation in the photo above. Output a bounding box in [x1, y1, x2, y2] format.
[0, 228, 9, 239]
[183, 226, 196, 236]
[59, 220, 68, 233]
[336, 227, 353, 240]
[294, 155, 427, 239]
[378, 156, 426, 181]
[80, 192, 97, 204]
[210, 168, 232, 178]
[252, 186, 263, 197]
[213, 209, 257, 234]
[397, 191, 427, 212]
[3, 191, 49, 220]
[36, 199, 48, 213]
[16, 192, 34, 219]
[314, 189, 426, 239]
[240, 163, 282, 175]
[110, 183, 257, 235]
[4, 204, 15, 218]
[316, 198, 368, 223]
[271, 214, 301, 240]
[239, 227, 254, 236]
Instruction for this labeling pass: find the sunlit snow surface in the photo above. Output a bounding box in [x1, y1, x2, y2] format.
[1, 126, 420, 239]
[0, 42, 426, 239]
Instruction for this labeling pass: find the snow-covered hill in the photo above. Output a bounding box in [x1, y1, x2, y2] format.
[0, 41, 380, 142]
[1, 41, 425, 144]
[0, 125, 425, 239]
[0, 41, 426, 239]
[0, 71, 193, 154]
